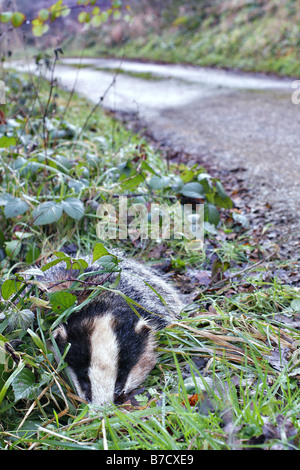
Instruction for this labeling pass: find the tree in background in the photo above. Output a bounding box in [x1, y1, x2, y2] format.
[0, 0, 125, 38]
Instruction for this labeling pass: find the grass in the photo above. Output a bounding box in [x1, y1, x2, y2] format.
[0, 62, 300, 450]
[2, 294, 300, 450]
[66, 62, 164, 80]
[62, 0, 300, 78]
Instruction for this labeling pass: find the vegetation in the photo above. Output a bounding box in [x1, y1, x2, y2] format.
[0, 0, 300, 451]
[0, 62, 299, 450]
[5, 1, 300, 77]
[68, 0, 300, 77]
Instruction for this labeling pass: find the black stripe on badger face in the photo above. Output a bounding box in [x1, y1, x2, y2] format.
[53, 319, 94, 403]
[113, 315, 156, 402]
[53, 308, 157, 405]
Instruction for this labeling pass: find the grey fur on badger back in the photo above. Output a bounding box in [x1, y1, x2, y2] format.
[42, 254, 183, 405]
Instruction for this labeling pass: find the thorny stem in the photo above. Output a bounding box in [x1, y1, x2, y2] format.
[42, 271, 115, 292]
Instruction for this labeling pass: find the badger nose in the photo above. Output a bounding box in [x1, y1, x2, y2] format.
[114, 390, 126, 404]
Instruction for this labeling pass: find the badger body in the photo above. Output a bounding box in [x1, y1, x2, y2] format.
[42, 254, 183, 405]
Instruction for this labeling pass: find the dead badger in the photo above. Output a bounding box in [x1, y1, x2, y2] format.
[41, 253, 183, 405]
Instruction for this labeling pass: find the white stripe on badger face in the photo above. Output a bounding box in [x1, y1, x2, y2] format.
[68, 368, 87, 401]
[88, 313, 119, 405]
[124, 319, 157, 394]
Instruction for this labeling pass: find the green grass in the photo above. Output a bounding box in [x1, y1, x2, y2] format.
[66, 63, 164, 80]
[63, 0, 300, 78]
[0, 65, 300, 450]
[2, 290, 300, 450]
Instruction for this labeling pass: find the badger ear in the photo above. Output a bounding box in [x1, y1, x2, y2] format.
[52, 324, 68, 342]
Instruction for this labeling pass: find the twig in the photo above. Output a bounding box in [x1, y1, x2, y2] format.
[42, 271, 115, 292]
[42, 49, 62, 158]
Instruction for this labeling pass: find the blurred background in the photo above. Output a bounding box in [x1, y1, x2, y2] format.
[1, 0, 300, 77]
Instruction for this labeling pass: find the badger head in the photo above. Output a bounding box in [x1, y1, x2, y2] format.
[51, 312, 157, 405]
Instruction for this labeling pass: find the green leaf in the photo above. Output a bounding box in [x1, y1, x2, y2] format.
[50, 0, 64, 21]
[180, 168, 195, 183]
[32, 22, 49, 37]
[93, 243, 109, 263]
[0, 361, 26, 406]
[0, 135, 16, 148]
[199, 178, 214, 197]
[120, 173, 144, 190]
[32, 202, 63, 226]
[27, 328, 47, 353]
[1, 279, 22, 300]
[26, 246, 41, 264]
[215, 181, 228, 199]
[11, 12, 26, 28]
[197, 172, 212, 182]
[38, 9, 50, 21]
[53, 251, 70, 259]
[0, 193, 14, 206]
[140, 160, 157, 175]
[60, 7, 71, 17]
[40, 259, 61, 273]
[78, 11, 90, 23]
[70, 258, 89, 271]
[0, 12, 12, 23]
[50, 253, 89, 271]
[232, 212, 250, 229]
[91, 14, 103, 27]
[215, 181, 233, 209]
[113, 10, 121, 20]
[99, 11, 109, 23]
[12, 369, 37, 402]
[96, 255, 118, 271]
[215, 194, 233, 209]
[4, 198, 29, 218]
[180, 182, 205, 199]
[0, 230, 5, 247]
[7, 309, 35, 330]
[290, 298, 300, 312]
[148, 176, 171, 190]
[4, 240, 21, 259]
[61, 198, 85, 220]
[48, 291, 77, 314]
[204, 203, 220, 226]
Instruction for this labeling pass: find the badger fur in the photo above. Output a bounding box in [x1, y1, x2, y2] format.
[40, 254, 183, 405]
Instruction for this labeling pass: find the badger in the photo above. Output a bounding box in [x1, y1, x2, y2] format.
[40, 253, 184, 406]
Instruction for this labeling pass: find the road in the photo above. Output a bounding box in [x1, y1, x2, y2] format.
[16, 57, 300, 256]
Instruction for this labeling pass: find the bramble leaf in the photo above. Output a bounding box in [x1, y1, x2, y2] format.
[32, 202, 63, 226]
[11, 12, 26, 28]
[48, 291, 77, 313]
[61, 198, 85, 220]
